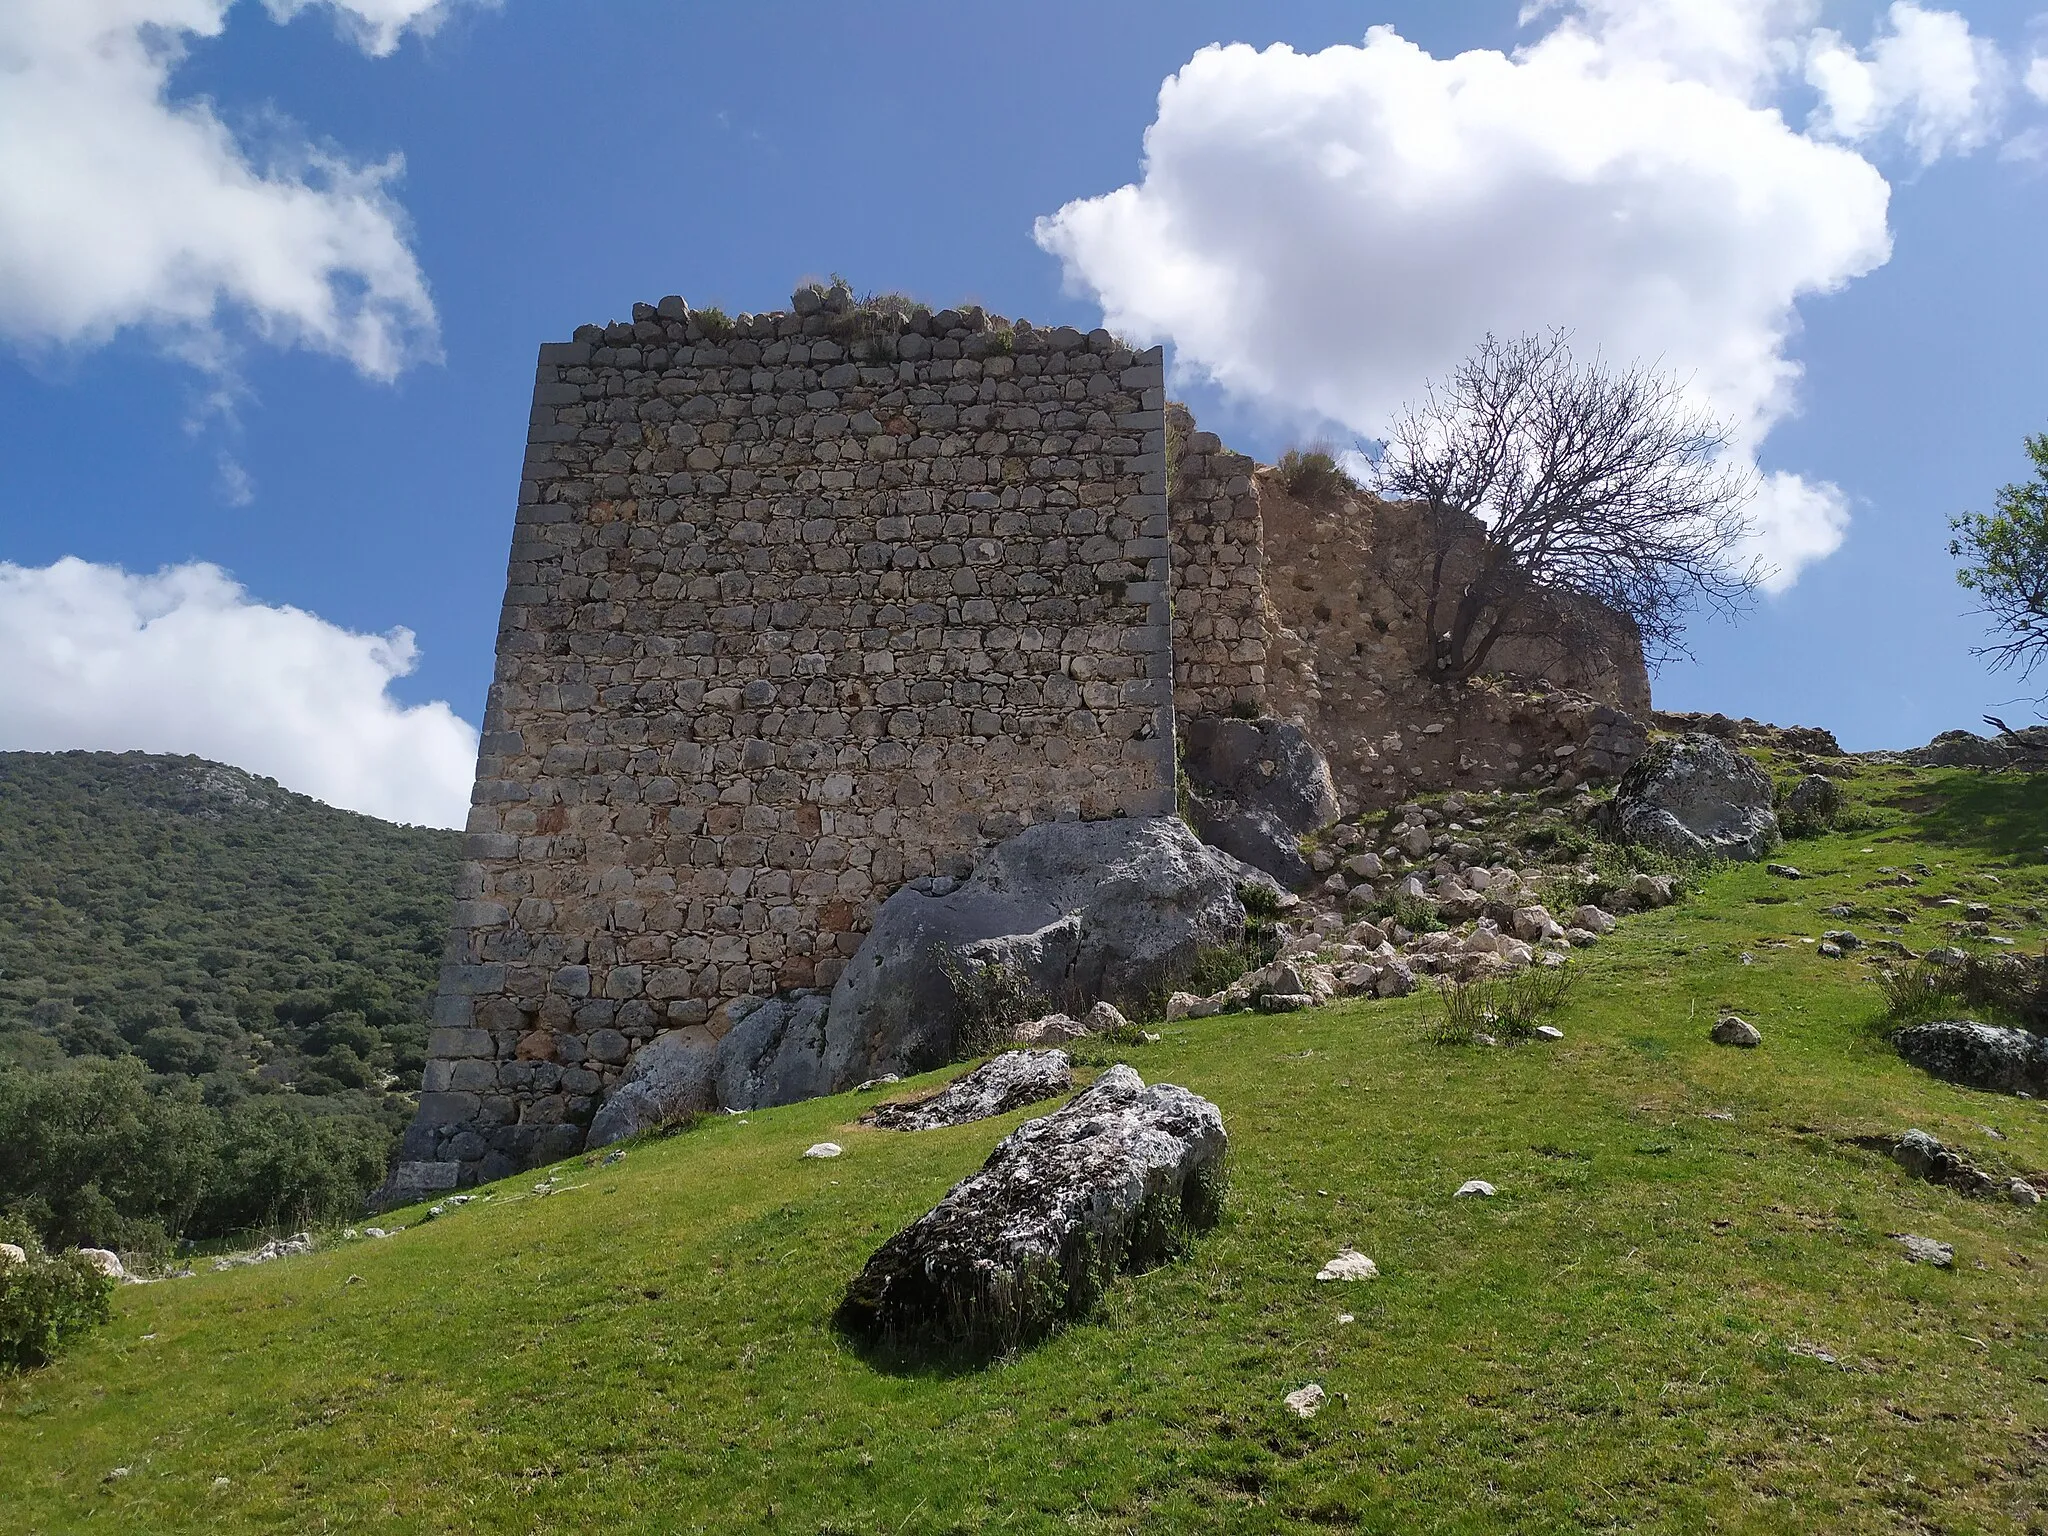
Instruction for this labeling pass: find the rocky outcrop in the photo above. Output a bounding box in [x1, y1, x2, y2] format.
[1181, 715, 1340, 884]
[1895, 1019, 2048, 1097]
[585, 1026, 719, 1147]
[821, 817, 1273, 1088]
[1651, 711, 1843, 757]
[1607, 734, 1778, 861]
[1891, 1128, 1997, 1198]
[1898, 726, 2048, 771]
[836, 1065, 1226, 1359]
[864, 1050, 1073, 1131]
[711, 993, 835, 1113]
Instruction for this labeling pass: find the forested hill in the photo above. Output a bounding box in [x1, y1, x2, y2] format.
[0, 752, 460, 1078]
[0, 752, 461, 1246]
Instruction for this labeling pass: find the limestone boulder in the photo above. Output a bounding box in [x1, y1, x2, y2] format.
[835, 1065, 1226, 1359]
[1894, 1019, 2048, 1097]
[864, 1050, 1073, 1131]
[586, 1026, 719, 1147]
[712, 992, 835, 1112]
[1908, 730, 2011, 769]
[1181, 715, 1340, 886]
[1608, 734, 1779, 861]
[822, 817, 1273, 1089]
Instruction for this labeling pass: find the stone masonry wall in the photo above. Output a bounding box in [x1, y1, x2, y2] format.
[1165, 404, 1268, 717]
[1258, 476, 1651, 808]
[401, 287, 1176, 1188]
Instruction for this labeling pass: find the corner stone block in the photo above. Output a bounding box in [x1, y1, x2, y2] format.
[536, 341, 591, 367]
[443, 964, 508, 996]
[428, 1027, 495, 1059]
[390, 1160, 462, 1195]
[464, 832, 520, 861]
[415, 1091, 482, 1127]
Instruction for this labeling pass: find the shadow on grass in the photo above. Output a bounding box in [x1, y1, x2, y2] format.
[1879, 772, 2048, 864]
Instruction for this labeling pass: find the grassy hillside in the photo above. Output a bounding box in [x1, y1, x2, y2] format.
[0, 752, 460, 1243]
[4, 762, 2046, 1532]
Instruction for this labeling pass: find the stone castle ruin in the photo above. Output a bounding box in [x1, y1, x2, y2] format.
[392, 282, 1650, 1194]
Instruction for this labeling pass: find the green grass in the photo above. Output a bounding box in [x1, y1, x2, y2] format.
[6, 765, 2048, 1532]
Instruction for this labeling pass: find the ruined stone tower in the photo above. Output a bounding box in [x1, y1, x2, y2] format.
[390, 282, 1651, 1197]
[395, 286, 1210, 1191]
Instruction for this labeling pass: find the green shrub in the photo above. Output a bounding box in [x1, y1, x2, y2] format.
[1777, 774, 1846, 839]
[1555, 840, 1705, 912]
[1369, 889, 1445, 934]
[1877, 948, 2048, 1033]
[1427, 966, 1575, 1046]
[941, 952, 1048, 1061]
[694, 305, 734, 342]
[0, 1226, 113, 1372]
[1275, 446, 1357, 505]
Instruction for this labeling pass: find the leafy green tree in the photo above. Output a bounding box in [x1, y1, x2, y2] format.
[0, 1060, 217, 1251]
[190, 1102, 389, 1236]
[1952, 431, 2048, 684]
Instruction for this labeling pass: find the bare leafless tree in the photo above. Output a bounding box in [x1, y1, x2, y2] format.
[1371, 332, 1762, 686]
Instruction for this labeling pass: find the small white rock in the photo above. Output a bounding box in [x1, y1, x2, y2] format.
[2008, 1178, 2040, 1208]
[0, 1241, 26, 1267]
[1284, 1383, 1327, 1418]
[1336, 1313, 1356, 1325]
[76, 1247, 124, 1279]
[1455, 1180, 1496, 1198]
[803, 1142, 843, 1160]
[1315, 1248, 1379, 1282]
[1533, 1024, 1564, 1041]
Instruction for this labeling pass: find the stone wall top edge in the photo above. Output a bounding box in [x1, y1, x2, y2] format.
[539, 292, 1163, 367]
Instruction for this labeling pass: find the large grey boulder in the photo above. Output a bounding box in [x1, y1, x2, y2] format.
[836, 1064, 1226, 1359]
[586, 1026, 717, 1147]
[1181, 716, 1340, 886]
[821, 817, 1272, 1089]
[712, 991, 834, 1111]
[1608, 733, 1779, 861]
[1895, 1019, 2048, 1097]
[865, 1050, 1072, 1131]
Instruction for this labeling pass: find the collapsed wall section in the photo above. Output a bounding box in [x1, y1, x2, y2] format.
[400, 295, 1176, 1190]
[1258, 480, 1651, 805]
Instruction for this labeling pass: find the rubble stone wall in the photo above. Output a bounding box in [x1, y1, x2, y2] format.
[402, 291, 1176, 1186]
[1256, 477, 1651, 809]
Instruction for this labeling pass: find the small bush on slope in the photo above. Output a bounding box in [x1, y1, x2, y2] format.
[0, 1220, 113, 1372]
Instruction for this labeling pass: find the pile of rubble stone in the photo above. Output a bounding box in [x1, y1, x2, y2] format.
[1162, 785, 1681, 1021]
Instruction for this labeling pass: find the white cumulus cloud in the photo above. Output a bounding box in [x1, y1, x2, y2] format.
[1807, 2, 2009, 163]
[262, 0, 475, 59]
[0, 0, 449, 379]
[1036, 1, 2010, 594]
[0, 558, 478, 829]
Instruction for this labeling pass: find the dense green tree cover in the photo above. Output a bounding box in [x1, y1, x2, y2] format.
[0, 752, 459, 1248]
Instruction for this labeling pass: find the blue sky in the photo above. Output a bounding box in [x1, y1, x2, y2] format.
[0, 0, 2043, 825]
